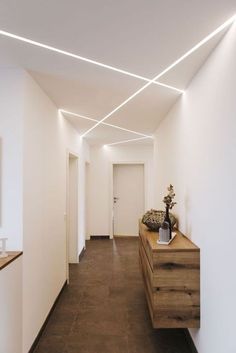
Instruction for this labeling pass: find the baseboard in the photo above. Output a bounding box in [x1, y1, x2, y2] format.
[79, 246, 86, 262]
[184, 329, 198, 353]
[90, 235, 110, 240]
[114, 235, 139, 238]
[28, 280, 67, 353]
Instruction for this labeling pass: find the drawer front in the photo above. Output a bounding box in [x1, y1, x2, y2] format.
[153, 251, 200, 290]
[154, 288, 200, 308]
[153, 252, 200, 271]
[153, 306, 200, 328]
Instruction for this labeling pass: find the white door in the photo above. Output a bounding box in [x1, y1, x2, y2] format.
[113, 164, 144, 236]
[68, 155, 78, 263]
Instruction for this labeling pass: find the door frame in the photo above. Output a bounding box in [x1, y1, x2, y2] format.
[109, 161, 146, 239]
[66, 149, 79, 282]
[85, 161, 90, 240]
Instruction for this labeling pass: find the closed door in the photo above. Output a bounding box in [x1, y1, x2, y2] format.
[113, 164, 144, 236]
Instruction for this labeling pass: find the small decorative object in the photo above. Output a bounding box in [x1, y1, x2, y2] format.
[157, 231, 177, 245]
[142, 209, 177, 231]
[163, 184, 177, 241]
[0, 237, 8, 258]
[159, 221, 170, 242]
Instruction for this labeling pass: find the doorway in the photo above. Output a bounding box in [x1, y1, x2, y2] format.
[112, 163, 145, 237]
[67, 153, 79, 275]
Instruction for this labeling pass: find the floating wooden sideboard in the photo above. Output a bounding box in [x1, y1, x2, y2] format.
[139, 222, 200, 328]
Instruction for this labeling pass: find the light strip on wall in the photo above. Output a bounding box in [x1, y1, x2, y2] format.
[0, 29, 182, 93]
[104, 121, 151, 137]
[151, 13, 236, 79]
[154, 81, 184, 93]
[81, 81, 154, 137]
[81, 13, 236, 138]
[59, 109, 98, 123]
[105, 136, 153, 147]
[59, 109, 152, 138]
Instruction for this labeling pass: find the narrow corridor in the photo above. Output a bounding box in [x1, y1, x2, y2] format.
[34, 238, 191, 353]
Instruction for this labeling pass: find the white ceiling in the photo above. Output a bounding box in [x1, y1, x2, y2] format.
[0, 0, 235, 145]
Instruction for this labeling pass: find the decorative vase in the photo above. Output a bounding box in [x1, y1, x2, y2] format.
[159, 221, 170, 242]
[164, 206, 172, 241]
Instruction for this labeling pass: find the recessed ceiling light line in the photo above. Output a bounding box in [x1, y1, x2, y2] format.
[0, 29, 182, 93]
[153, 81, 184, 93]
[59, 109, 98, 123]
[81, 13, 236, 138]
[103, 121, 150, 137]
[59, 109, 151, 137]
[80, 80, 151, 137]
[152, 13, 236, 80]
[105, 136, 152, 147]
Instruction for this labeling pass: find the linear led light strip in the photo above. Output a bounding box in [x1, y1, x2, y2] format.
[105, 136, 152, 147]
[0, 29, 182, 93]
[59, 109, 152, 138]
[81, 13, 236, 138]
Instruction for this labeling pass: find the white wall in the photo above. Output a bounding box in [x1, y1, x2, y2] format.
[22, 72, 88, 352]
[68, 156, 79, 263]
[0, 69, 24, 353]
[0, 69, 24, 250]
[61, 112, 90, 256]
[153, 23, 236, 353]
[0, 68, 89, 352]
[87, 144, 154, 237]
[78, 139, 90, 251]
[0, 257, 22, 353]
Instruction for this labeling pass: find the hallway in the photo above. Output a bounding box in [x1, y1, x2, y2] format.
[34, 238, 191, 353]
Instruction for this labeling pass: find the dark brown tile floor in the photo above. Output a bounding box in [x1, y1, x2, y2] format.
[34, 238, 191, 353]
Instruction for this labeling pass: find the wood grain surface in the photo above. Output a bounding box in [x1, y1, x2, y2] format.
[139, 222, 200, 328]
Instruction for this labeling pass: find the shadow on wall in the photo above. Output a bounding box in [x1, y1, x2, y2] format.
[184, 192, 192, 238]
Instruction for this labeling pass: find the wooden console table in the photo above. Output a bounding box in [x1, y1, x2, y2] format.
[139, 222, 200, 328]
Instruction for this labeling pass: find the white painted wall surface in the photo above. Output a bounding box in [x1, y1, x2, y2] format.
[22, 72, 86, 352]
[153, 23, 236, 353]
[78, 139, 90, 252]
[87, 144, 154, 238]
[0, 257, 22, 353]
[0, 68, 89, 352]
[0, 69, 24, 250]
[68, 155, 78, 263]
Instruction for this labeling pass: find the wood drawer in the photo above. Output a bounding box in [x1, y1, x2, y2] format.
[153, 251, 200, 289]
[153, 288, 200, 308]
[153, 306, 200, 328]
[153, 251, 200, 270]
